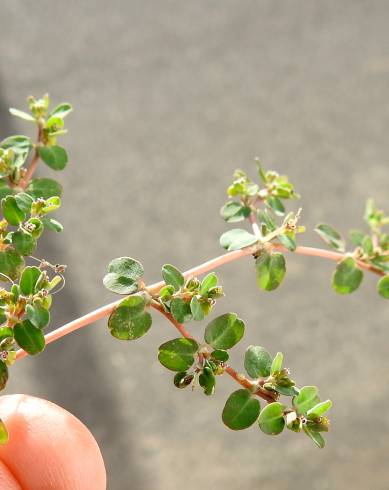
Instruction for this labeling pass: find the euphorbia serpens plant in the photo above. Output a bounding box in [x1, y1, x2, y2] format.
[0, 95, 388, 450]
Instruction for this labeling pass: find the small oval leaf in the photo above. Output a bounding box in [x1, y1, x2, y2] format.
[0, 249, 24, 282]
[19, 266, 42, 295]
[26, 178, 63, 199]
[244, 345, 272, 378]
[1, 196, 25, 225]
[14, 320, 45, 355]
[222, 389, 260, 430]
[315, 224, 345, 252]
[12, 230, 36, 256]
[158, 338, 198, 371]
[293, 386, 320, 415]
[220, 229, 258, 251]
[270, 352, 283, 375]
[25, 304, 50, 329]
[39, 145, 68, 171]
[258, 402, 285, 435]
[171, 298, 192, 323]
[307, 399, 332, 418]
[190, 296, 205, 321]
[108, 295, 151, 340]
[332, 257, 363, 294]
[255, 251, 286, 291]
[204, 313, 245, 350]
[161, 264, 184, 291]
[377, 275, 389, 299]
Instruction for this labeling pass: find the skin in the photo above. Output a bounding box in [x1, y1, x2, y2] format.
[0, 395, 106, 490]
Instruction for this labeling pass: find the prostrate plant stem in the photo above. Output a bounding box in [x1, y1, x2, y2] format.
[15, 239, 384, 362]
[1, 95, 389, 450]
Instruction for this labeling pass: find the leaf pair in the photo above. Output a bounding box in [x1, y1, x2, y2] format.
[103, 257, 144, 295]
[158, 313, 245, 372]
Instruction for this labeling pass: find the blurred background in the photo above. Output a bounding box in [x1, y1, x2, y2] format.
[1, 1, 389, 489]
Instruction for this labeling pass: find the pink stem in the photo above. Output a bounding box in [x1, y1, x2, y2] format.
[14, 241, 384, 361]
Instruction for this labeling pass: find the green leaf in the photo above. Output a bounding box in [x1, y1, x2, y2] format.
[190, 296, 205, 321]
[0, 249, 24, 281]
[161, 264, 184, 291]
[0, 181, 14, 200]
[103, 257, 144, 295]
[46, 116, 65, 133]
[307, 400, 332, 418]
[19, 266, 41, 295]
[266, 196, 285, 216]
[199, 273, 218, 296]
[199, 366, 216, 396]
[271, 352, 283, 374]
[275, 385, 299, 397]
[303, 425, 325, 449]
[111, 311, 152, 341]
[204, 313, 245, 350]
[173, 372, 194, 389]
[377, 276, 389, 299]
[14, 193, 34, 213]
[103, 274, 139, 295]
[278, 232, 297, 252]
[170, 298, 192, 323]
[39, 145, 68, 171]
[207, 286, 224, 299]
[220, 229, 258, 251]
[159, 285, 175, 301]
[315, 224, 345, 252]
[256, 159, 267, 183]
[211, 349, 229, 362]
[332, 257, 363, 294]
[50, 103, 73, 119]
[10, 284, 19, 303]
[0, 135, 32, 152]
[108, 295, 152, 340]
[26, 178, 62, 199]
[361, 236, 374, 256]
[258, 402, 285, 435]
[220, 201, 251, 223]
[41, 217, 63, 232]
[0, 362, 8, 390]
[107, 257, 144, 279]
[0, 307, 6, 325]
[25, 304, 50, 329]
[255, 251, 286, 291]
[158, 338, 198, 371]
[258, 210, 276, 232]
[40, 196, 61, 214]
[293, 386, 320, 415]
[14, 319, 45, 355]
[1, 196, 25, 225]
[349, 229, 365, 247]
[0, 419, 8, 444]
[9, 108, 35, 121]
[222, 389, 260, 430]
[244, 345, 272, 378]
[24, 218, 43, 239]
[0, 327, 13, 344]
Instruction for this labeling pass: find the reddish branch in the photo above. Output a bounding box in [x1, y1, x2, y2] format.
[150, 301, 278, 404]
[20, 125, 43, 189]
[15, 240, 384, 361]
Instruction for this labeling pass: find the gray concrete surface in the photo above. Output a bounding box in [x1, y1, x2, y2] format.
[1, 1, 389, 489]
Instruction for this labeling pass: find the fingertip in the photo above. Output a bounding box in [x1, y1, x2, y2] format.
[0, 394, 106, 490]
